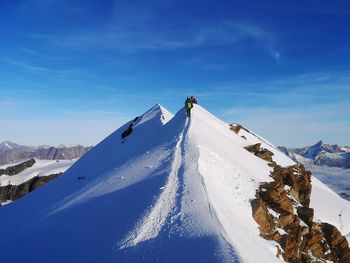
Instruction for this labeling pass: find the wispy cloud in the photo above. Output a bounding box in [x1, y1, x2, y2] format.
[18, 6, 280, 60]
[0, 58, 87, 76]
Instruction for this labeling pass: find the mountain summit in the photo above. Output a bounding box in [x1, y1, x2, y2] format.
[0, 104, 349, 262]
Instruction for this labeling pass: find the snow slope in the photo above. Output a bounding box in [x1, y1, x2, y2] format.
[0, 159, 74, 187]
[0, 104, 349, 263]
[232, 124, 295, 167]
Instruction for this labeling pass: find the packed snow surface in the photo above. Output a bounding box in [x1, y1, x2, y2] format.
[0, 104, 349, 263]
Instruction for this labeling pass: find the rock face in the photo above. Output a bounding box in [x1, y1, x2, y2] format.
[0, 158, 36, 176]
[246, 143, 350, 262]
[0, 173, 61, 204]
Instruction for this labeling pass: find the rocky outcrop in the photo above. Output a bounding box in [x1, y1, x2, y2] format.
[245, 143, 274, 163]
[0, 158, 36, 176]
[249, 144, 350, 262]
[121, 117, 139, 140]
[321, 223, 350, 262]
[0, 173, 61, 205]
[229, 123, 242, 134]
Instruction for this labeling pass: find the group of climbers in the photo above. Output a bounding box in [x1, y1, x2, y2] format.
[185, 95, 198, 118]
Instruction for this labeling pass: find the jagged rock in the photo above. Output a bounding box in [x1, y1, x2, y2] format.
[288, 165, 312, 207]
[244, 143, 261, 154]
[229, 123, 241, 134]
[271, 164, 312, 207]
[0, 158, 36, 176]
[244, 143, 275, 164]
[303, 223, 329, 260]
[259, 181, 294, 215]
[281, 225, 302, 261]
[255, 149, 274, 163]
[321, 223, 350, 262]
[0, 173, 61, 204]
[251, 197, 281, 241]
[250, 162, 350, 263]
[297, 206, 314, 227]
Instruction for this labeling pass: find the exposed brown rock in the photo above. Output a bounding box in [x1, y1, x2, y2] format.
[255, 149, 274, 163]
[244, 143, 261, 154]
[229, 123, 242, 134]
[250, 163, 350, 263]
[271, 164, 312, 207]
[281, 225, 302, 261]
[321, 223, 350, 262]
[297, 206, 314, 227]
[244, 143, 275, 163]
[304, 223, 330, 260]
[259, 181, 294, 216]
[251, 196, 281, 241]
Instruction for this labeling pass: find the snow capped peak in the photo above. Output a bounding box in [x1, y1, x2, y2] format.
[0, 104, 349, 263]
[138, 103, 174, 125]
[0, 141, 20, 150]
[298, 140, 342, 159]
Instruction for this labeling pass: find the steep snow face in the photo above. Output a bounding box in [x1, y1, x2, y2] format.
[0, 104, 349, 263]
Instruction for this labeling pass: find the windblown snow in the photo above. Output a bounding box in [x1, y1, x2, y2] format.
[0, 104, 349, 263]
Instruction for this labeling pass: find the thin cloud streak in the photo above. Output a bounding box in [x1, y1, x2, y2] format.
[0, 58, 83, 76]
[19, 19, 280, 60]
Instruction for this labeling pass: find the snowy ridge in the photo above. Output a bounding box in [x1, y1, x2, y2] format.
[121, 118, 188, 248]
[0, 104, 349, 263]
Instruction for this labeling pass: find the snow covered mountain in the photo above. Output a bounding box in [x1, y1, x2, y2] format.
[0, 141, 22, 151]
[0, 104, 349, 263]
[280, 141, 350, 169]
[0, 142, 91, 165]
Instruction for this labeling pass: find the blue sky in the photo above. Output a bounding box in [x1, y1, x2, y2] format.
[0, 0, 350, 147]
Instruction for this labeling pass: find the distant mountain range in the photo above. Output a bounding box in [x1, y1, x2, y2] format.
[279, 140, 350, 169]
[0, 141, 92, 165]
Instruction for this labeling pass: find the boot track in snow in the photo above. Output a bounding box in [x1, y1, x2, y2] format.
[120, 118, 190, 248]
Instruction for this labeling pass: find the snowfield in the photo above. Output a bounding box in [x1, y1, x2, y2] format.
[0, 159, 75, 187]
[0, 104, 349, 263]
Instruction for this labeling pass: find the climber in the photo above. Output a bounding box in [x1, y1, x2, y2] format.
[185, 97, 193, 118]
[191, 95, 198, 104]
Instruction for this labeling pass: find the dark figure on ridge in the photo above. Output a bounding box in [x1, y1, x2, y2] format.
[191, 95, 198, 104]
[185, 97, 193, 118]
